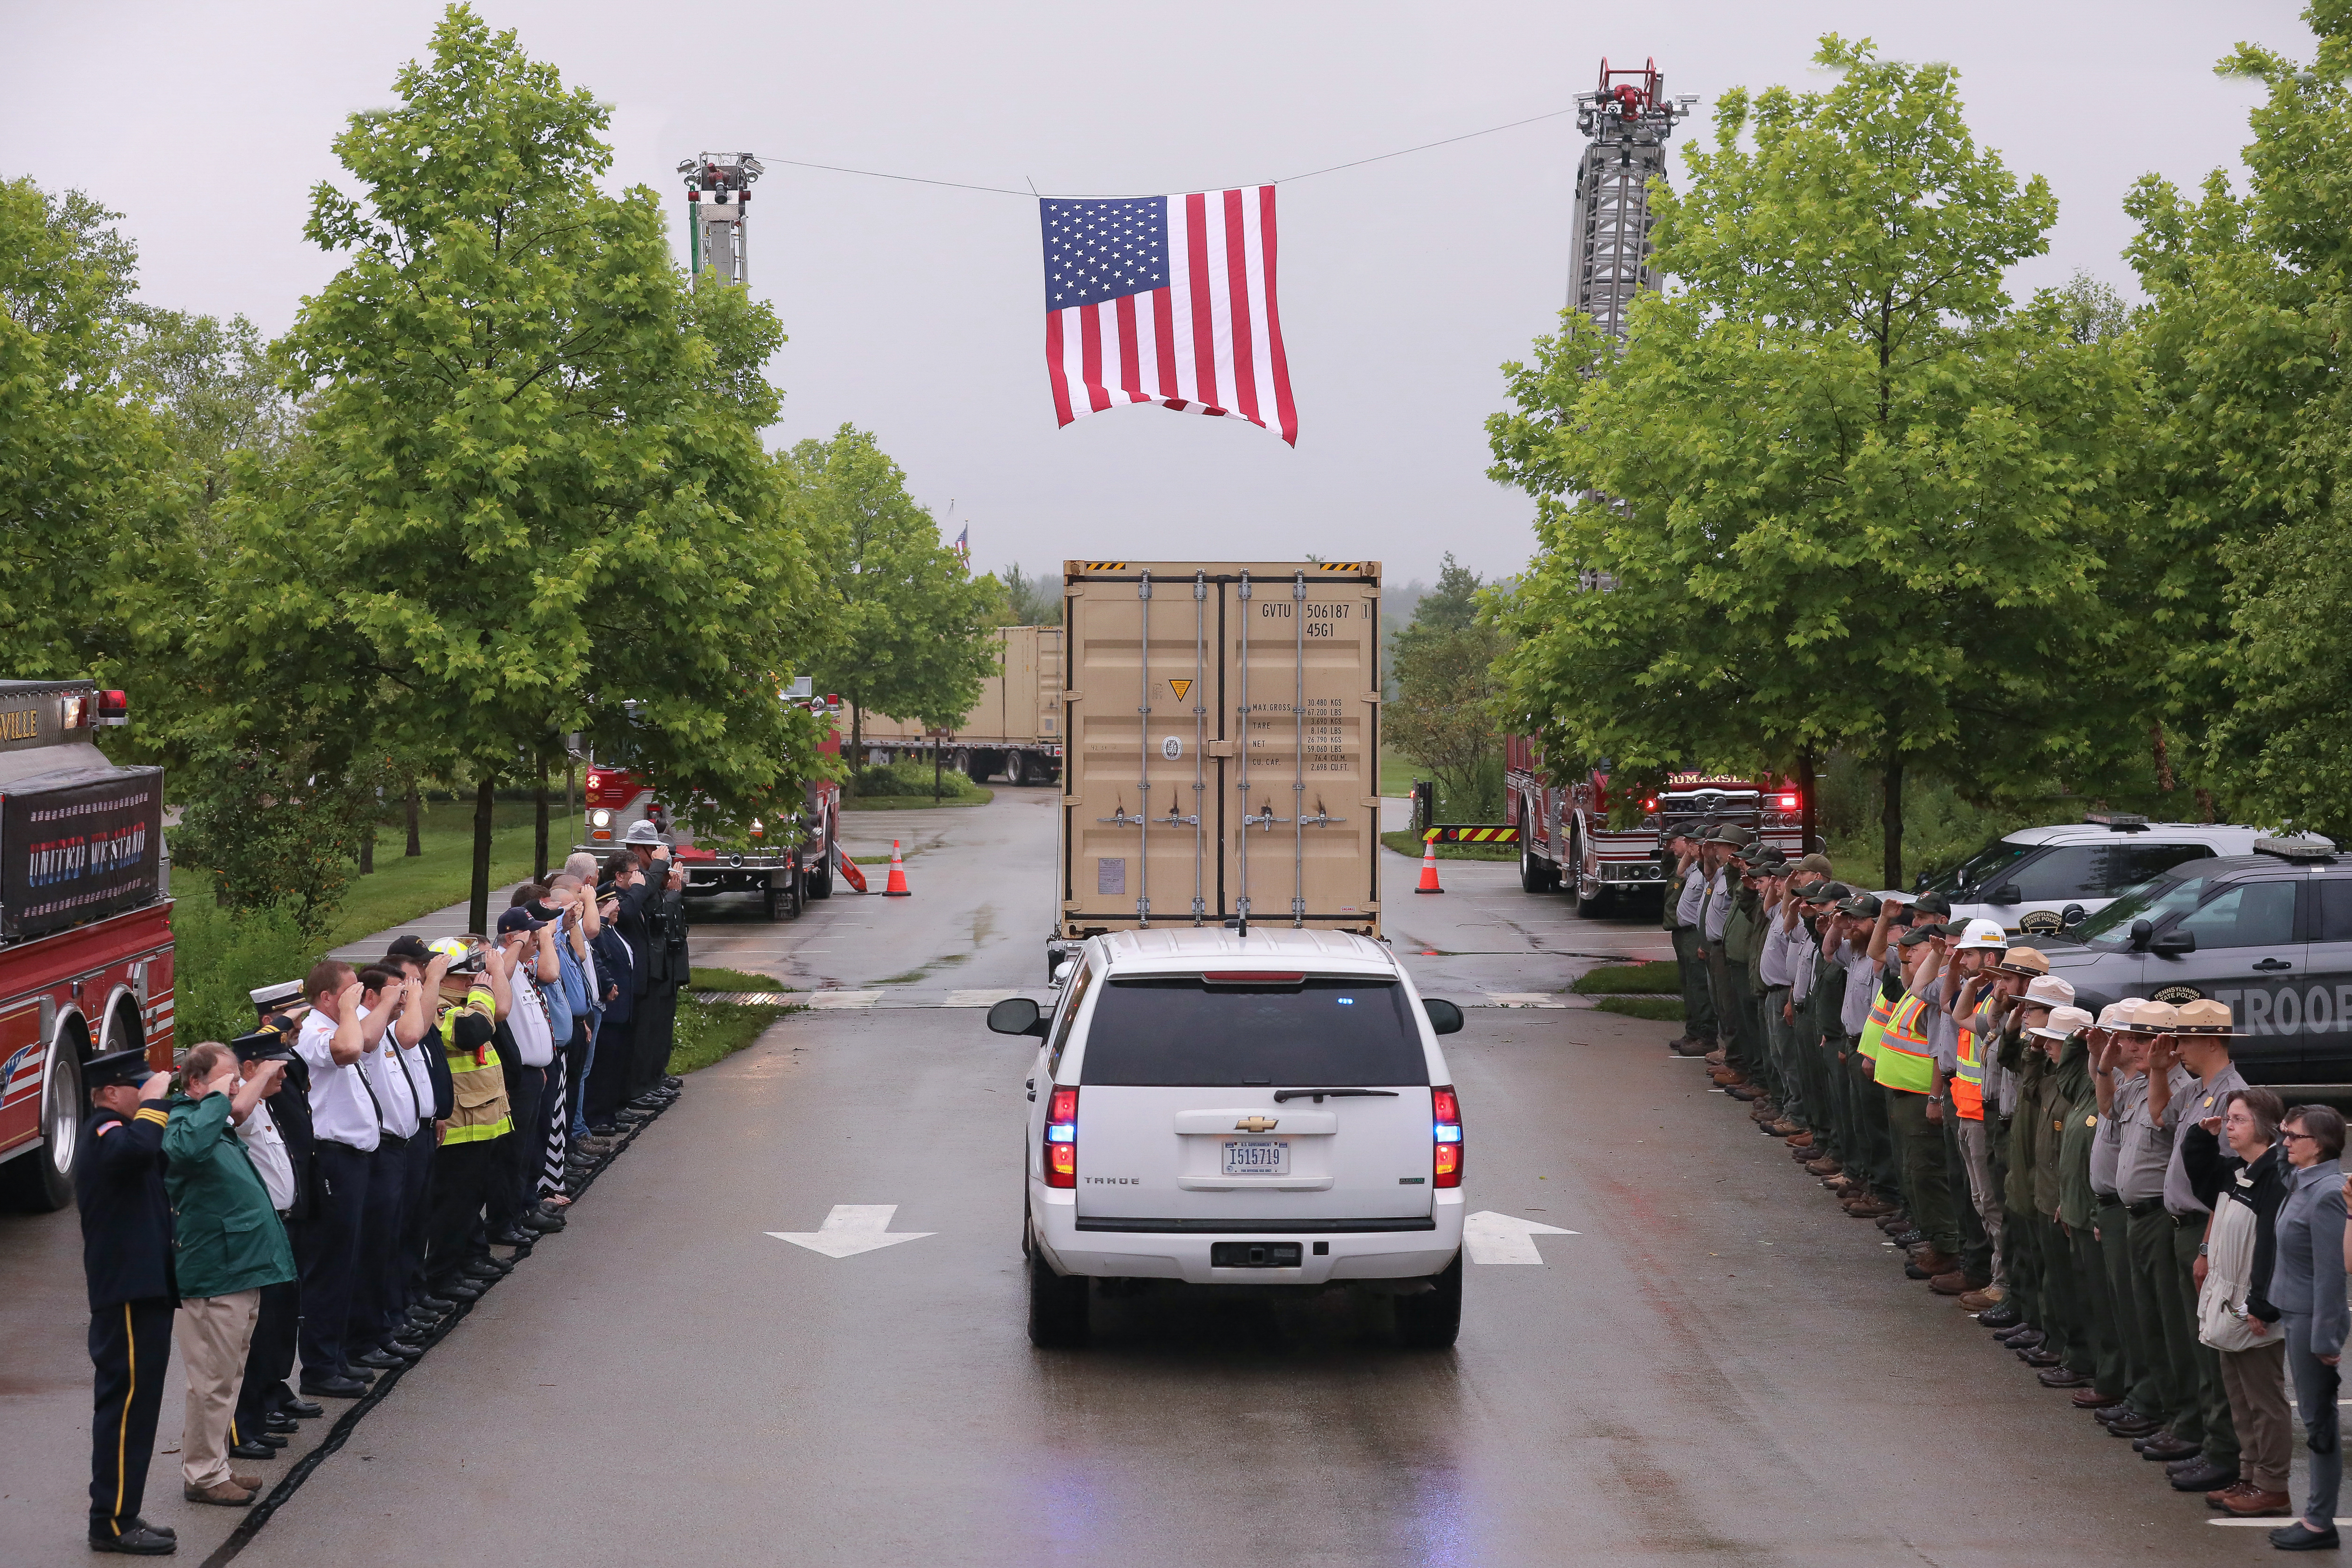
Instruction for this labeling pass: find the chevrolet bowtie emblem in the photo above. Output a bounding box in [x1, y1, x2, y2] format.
[1236, 1116, 1280, 1133]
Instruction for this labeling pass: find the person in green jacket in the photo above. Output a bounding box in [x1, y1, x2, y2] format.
[162, 1041, 297, 1507]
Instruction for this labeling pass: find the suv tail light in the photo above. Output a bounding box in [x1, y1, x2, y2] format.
[1045, 1086, 1078, 1187]
[1432, 1086, 1462, 1187]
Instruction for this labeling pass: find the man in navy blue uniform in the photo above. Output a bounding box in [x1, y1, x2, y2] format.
[78, 1046, 180, 1556]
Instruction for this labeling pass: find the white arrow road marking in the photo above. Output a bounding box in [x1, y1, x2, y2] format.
[1463, 1209, 1577, 1265]
[767, 1204, 935, 1258]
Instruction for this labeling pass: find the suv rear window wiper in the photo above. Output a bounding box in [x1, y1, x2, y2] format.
[1272, 1088, 1402, 1103]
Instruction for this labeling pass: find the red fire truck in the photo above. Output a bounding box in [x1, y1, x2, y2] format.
[577, 690, 844, 920]
[0, 681, 175, 1212]
[1503, 734, 1806, 916]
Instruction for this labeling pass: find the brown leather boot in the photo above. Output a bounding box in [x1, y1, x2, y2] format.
[1844, 1195, 1898, 1218]
[1805, 1157, 1842, 1176]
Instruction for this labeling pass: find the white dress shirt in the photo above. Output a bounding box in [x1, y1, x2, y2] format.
[298, 1009, 381, 1152]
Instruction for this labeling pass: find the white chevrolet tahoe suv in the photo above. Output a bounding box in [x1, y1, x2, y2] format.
[989, 928, 1468, 1349]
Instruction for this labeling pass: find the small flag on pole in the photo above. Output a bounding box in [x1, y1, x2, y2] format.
[952, 524, 969, 561]
[1040, 188, 1296, 445]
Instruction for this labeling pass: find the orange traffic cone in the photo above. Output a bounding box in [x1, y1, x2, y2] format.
[1414, 837, 1445, 894]
[835, 841, 869, 894]
[882, 839, 912, 897]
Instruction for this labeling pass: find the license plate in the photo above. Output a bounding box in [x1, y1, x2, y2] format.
[1221, 1138, 1290, 1176]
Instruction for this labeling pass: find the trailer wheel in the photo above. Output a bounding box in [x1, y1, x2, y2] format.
[0, 1032, 85, 1212]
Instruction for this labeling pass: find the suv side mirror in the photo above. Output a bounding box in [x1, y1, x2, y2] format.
[1988, 884, 2022, 905]
[987, 997, 1049, 1037]
[2149, 929, 2197, 957]
[1421, 998, 1464, 1036]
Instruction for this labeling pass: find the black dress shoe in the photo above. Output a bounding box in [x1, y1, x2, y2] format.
[228, 1436, 277, 1460]
[133, 1519, 175, 1539]
[2000, 1328, 2044, 1348]
[2142, 1434, 2202, 1462]
[2021, 1349, 2063, 1367]
[353, 1348, 407, 1370]
[2037, 1367, 2095, 1389]
[437, 1279, 483, 1301]
[490, 1228, 535, 1247]
[1891, 1230, 1927, 1248]
[299, 1373, 369, 1398]
[2171, 1459, 2238, 1492]
[89, 1524, 177, 1555]
[255, 1431, 288, 1448]
[383, 1339, 426, 1358]
[589, 1121, 618, 1136]
[2271, 1522, 2341, 1551]
[417, 1294, 456, 1313]
[263, 1412, 298, 1433]
[664, 1075, 682, 1088]
[1979, 1304, 2023, 1329]
[283, 1398, 324, 1418]
[468, 1255, 514, 1274]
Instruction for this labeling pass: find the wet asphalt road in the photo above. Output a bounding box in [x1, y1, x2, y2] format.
[0, 790, 2302, 1564]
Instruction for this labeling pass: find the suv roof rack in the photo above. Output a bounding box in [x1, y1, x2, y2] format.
[2084, 812, 2149, 832]
[2254, 836, 2338, 864]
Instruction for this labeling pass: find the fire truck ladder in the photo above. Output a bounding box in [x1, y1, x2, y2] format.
[1566, 60, 1697, 339]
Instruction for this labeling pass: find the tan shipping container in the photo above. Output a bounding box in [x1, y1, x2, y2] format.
[845, 626, 1068, 752]
[1054, 560, 1381, 960]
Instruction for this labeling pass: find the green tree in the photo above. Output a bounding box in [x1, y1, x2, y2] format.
[792, 424, 1002, 751]
[2143, 7, 2352, 832]
[177, 5, 824, 935]
[1489, 36, 2146, 886]
[995, 562, 1064, 626]
[0, 179, 173, 678]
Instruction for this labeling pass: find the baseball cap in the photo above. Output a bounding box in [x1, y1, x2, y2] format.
[1912, 890, 1952, 917]
[496, 906, 548, 935]
[1805, 880, 1850, 906]
[1837, 891, 1883, 919]
[1897, 923, 1941, 948]
[1794, 853, 1834, 878]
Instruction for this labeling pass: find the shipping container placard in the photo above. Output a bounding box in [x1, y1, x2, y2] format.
[1, 769, 165, 940]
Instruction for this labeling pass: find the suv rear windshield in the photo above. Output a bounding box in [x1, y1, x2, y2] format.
[1078, 977, 1429, 1088]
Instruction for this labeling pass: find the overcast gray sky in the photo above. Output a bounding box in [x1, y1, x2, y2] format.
[1, 0, 2315, 588]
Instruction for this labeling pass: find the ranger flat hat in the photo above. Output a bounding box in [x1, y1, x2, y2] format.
[2030, 1004, 2096, 1042]
[2094, 1002, 2136, 1030]
[1996, 945, 2051, 977]
[2021, 973, 2078, 1009]
[83, 1046, 154, 1090]
[2118, 999, 2181, 1034]
[2173, 998, 2245, 1038]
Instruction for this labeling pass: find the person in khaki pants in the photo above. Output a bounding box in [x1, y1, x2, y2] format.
[162, 1042, 297, 1506]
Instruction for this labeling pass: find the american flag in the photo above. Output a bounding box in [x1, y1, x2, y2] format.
[1040, 187, 1296, 445]
[952, 524, 969, 560]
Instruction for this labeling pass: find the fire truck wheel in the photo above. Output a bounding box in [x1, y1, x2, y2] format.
[0, 1040, 82, 1212]
[806, 858, 833, 900]
[1519, 828, 1558, 895]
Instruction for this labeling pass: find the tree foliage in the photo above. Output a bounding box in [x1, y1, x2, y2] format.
[1385, 555, 1508, 819]
[2125, 6, 2352, 832]
[1489, 36, 2146, 884]
[792, 423, 1002, 746]
[161, 6, 825, 928]
[0, 179, 173, 678]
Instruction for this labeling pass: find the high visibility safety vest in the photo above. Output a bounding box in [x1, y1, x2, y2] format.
[1872, 995, 1937, 1094]
[1856, 988, 1897, 1063]
[1952, 1019, 1985, 1121]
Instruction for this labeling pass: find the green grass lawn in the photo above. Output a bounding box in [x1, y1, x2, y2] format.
[844, 793, 991, 810]
[1595, 995, 1685, 1021]
[668, 994, 795, 1075]
[1570, 961, 1683, 995]
[1380, 829, 1517, 863]
[1380, 748, 1420, 799]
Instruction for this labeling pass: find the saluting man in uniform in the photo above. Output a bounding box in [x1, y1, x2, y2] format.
[77, 1047, 180, 1556]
